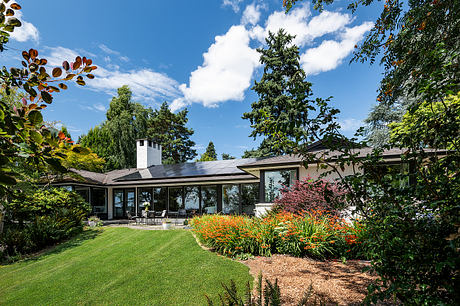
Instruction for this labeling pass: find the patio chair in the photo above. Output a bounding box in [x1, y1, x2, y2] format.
[154, 210, 167, 225]
[126, 211, 139, 225]
[178, 209, 188, 224]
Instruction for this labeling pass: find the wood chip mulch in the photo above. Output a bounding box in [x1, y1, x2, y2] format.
[242, 255, 377, 305]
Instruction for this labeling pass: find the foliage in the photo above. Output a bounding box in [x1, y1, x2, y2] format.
[198, 141, 218, 161]
[207, 274, 326, 306]
[80, 98, 197, 169]
[0, 2, 96, 196]
[279, 1, 460, 303]
[0, 187, 90, 260]
[242, 29, 334, 155]
[191, 212, 366, 259]
[0, 228, 252, 305]
[87, 216, 103, 227]
[241, 138, 280, 158]
[221, 153, 235, 160]
[57, 145, 105, 173]
[273, 177, 346, 215]
[363, 98, 409, 147]
[389, 92, 460, 150]
[147, 101, 197, 164]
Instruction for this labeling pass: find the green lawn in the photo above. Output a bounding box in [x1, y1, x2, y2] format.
[0, 227, 252, 305]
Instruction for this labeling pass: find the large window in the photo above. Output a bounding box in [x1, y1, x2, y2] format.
[201, 185, 217, 214]
[74, 186, 90, 204]
[91, 188, 107, 214]
[153, 187, 167, 212]
[184, 186, 200, 214]
[264, 169, 297, 202]
[138, 188, 152, 214]
[168, 187, 183, 212]
[222, 184, 240, 214]
[241, 183, 259, 215]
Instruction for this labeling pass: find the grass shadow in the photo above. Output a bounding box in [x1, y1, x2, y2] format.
[2, 228, 102, 265]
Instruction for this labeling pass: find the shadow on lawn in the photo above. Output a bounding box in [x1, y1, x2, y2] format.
[7, 228, 102, 265]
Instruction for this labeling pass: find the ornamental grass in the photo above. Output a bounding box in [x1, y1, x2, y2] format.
[191, 210, 367, 259]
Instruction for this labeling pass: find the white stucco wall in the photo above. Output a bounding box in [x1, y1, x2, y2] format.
[299, 163, 362, 181]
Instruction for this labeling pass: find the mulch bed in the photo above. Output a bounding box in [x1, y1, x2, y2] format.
[242, 255, 377, 305]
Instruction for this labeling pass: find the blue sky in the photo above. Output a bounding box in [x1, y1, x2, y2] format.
[2, 0, 383, 158]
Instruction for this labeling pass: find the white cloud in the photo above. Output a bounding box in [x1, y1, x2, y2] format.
[222, 0, 243, 12]
[44, 46, 180, 103]
[338, 118, 363, 132]
[90, 66, 180, 102]
[93, 103, 107, 112]
[44, 46, 80, 66]
[9, 10, 39, 43]
[99, 44, 130, 62]
[262, 5, 351, 47]
[300, 22, 373, 75]
[172, 25, 260, 111]
[241, 3, 261, 25]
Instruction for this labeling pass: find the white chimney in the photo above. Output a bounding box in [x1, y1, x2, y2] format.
[136, 139, 162, 168]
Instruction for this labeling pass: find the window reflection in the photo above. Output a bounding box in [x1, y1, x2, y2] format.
[154, 187, 167, 211]
[222, 184, 239, 214]
[241, 183, 259, 215]
[201, 185, 217, 214]
[138, 188, 152, 214]
[168, 187, 183, 212]
[264, 169, 297, 202]
[185, 186, 200, 214]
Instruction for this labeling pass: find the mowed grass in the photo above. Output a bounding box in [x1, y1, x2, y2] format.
[0, 227, 252, 305]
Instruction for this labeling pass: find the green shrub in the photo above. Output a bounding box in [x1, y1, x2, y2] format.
[0, 187, 90, 261]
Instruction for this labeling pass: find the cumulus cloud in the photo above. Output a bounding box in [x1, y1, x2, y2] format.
[9, 10, 39, 43]
[261, 5, 351, 47]
[171, 25, 260, 111]
[300, 22, 373, 75]
[44, 46, 180, 103]
[172, 4, 372, 111]
[241, 3, 261, 25]
[222, 0, 243, 12]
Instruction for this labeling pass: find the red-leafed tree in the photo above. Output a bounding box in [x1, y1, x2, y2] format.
[273, 176, 347, 215]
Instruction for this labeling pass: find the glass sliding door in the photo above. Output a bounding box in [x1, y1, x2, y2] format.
[201, 185, 217, 214]
[138, 188, 153, 215]
[241, 183, 259, 215]
[184, 186, 200, 214]
[113, 190, 124, 219]
[154, 187, 167, 212]
[222, 184, 240, 214]
[168, 187, 183, 212]
[126, 190, 135, 216]
[113, 189, 135, 218]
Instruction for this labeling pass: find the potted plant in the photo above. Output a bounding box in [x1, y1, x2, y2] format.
[142, 202, 150, 217]
[88, 216, 103, 227]
[162, 218, 172, 230]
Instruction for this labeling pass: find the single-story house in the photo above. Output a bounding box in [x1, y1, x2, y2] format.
[52, 139, 424, 220]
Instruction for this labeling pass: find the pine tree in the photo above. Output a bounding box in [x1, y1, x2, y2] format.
[147, 102, 197, 164]
[242, 29, 317, 155]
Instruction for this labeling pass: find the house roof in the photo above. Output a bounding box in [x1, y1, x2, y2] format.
[114, 158, 260, 182]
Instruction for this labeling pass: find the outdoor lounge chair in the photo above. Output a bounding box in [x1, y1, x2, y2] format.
[154, 210, 167, 225]
[126, 211, 139, 225]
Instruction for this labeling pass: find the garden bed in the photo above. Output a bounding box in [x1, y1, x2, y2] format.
[243, 255, 376, 305]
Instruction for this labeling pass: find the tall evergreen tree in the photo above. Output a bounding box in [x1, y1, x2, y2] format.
[147, 102, 196, 164]
[242, 29, 323, 155]
[197, 141, 218, 162]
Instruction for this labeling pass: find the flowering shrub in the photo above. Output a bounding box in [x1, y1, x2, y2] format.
[273, 177, 347, 215]
[191, 211, 366, 259]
